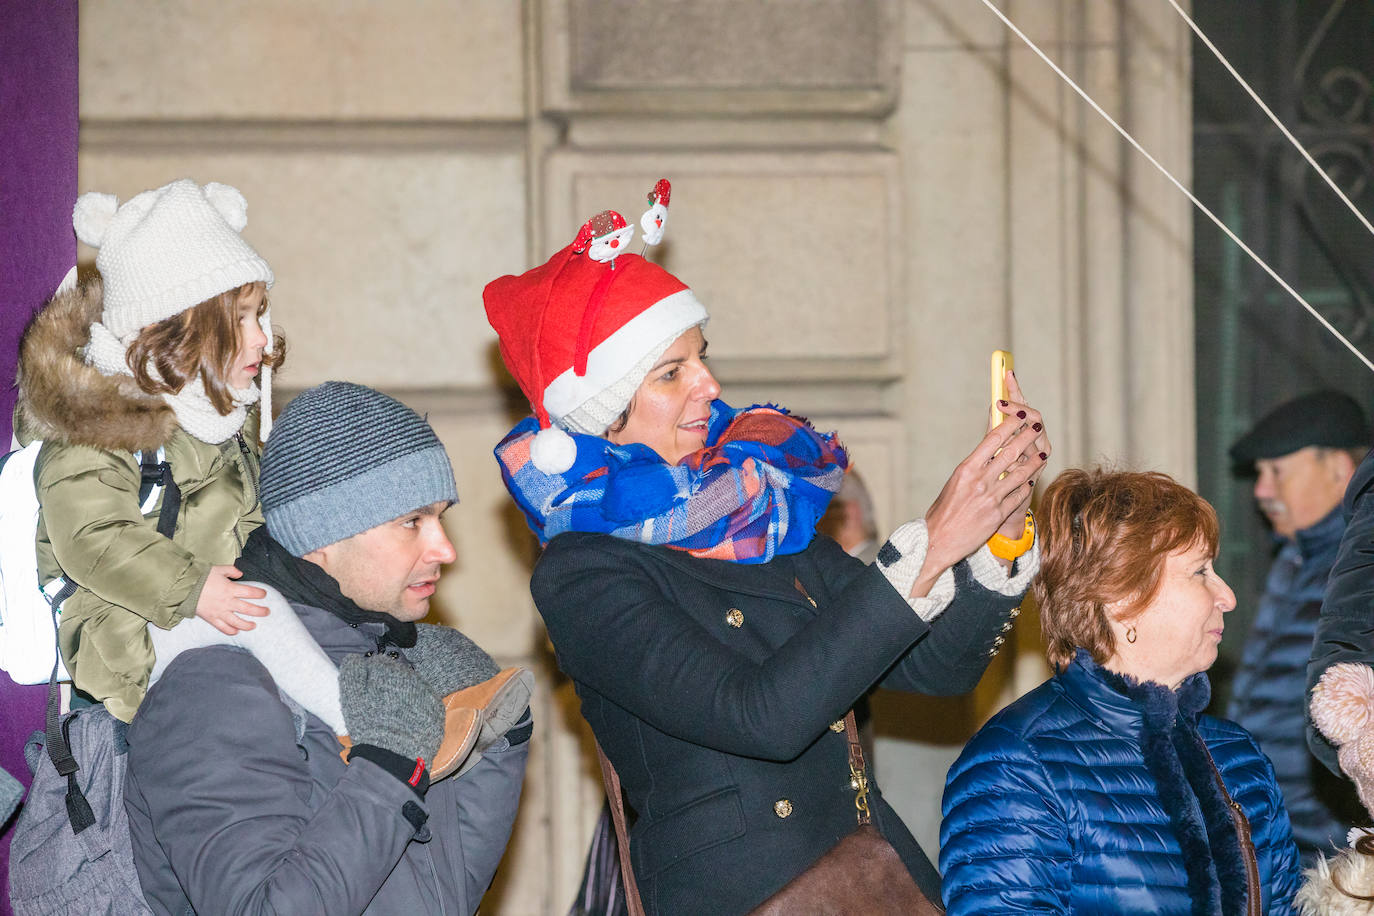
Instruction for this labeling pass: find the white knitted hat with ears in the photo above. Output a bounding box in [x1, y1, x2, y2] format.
[73, 179, 274, 340]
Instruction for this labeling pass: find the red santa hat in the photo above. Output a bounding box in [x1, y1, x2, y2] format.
[484, 209, 707, 473]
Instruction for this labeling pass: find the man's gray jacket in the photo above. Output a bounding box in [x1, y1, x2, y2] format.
[124, 598, 530, 915]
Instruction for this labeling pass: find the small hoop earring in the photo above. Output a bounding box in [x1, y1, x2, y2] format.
[1125, 626, 1137, 644]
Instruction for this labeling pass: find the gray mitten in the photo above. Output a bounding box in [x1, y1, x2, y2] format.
[339, 654, 444, 767]
[406, 622, 500, 696]
[464, 668, 534, 775]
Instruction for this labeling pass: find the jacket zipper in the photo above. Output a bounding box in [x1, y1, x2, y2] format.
[1204, 750, 1262, 915]
[235, 432, 260, 503]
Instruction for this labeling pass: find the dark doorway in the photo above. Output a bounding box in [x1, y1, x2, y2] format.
[1192, 0, 1374, 708]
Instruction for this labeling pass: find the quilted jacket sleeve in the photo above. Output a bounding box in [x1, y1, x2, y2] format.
[36, 442, 207, 628]
[1309, 449, 1374, 774]
[940, 722, 1073, 914]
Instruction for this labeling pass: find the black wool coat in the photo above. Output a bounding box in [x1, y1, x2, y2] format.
[532, 530, 1024, 916]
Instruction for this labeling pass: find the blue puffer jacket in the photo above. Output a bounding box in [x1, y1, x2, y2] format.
[941, 652, 1300, 915]
[1228, 508, 1361, 864]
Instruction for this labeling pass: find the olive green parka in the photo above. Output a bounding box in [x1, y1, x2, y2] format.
[15, 279, 262, 721]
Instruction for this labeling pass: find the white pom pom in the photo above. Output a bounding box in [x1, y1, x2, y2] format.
[72, 192, 119, 247]
[203, 182, 249, 231]
[530, 426, 577, 474]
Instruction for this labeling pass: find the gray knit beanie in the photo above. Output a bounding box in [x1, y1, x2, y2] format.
[261, 381, 458, 556]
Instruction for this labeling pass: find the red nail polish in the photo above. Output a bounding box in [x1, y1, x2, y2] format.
[1017, 410, 1027, 419]
[998, 400, 1008, 407]
[1032, 422, 1042, 432]
[1039, 452, 1048, 460]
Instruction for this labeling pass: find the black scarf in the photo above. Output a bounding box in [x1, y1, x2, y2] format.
[236, 527, 417, 650]
[1097, 663, 1249, 915]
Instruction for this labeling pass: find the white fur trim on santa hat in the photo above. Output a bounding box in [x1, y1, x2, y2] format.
[543, 288, 707, 431]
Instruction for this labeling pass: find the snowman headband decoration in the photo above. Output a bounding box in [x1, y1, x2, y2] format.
[572, 177, 673, 264]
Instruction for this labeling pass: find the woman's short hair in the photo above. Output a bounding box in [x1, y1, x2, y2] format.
[126, 281, 285, 415]
[1034, 467, 1220, 669]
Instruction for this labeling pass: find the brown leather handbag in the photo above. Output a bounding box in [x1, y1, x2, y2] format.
[595, 711, 944, 916]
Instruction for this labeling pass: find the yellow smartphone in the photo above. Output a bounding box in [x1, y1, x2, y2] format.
[990, 349, 1014, 427]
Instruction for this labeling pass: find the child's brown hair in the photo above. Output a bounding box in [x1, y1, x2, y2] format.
[126, 281, 285, 415]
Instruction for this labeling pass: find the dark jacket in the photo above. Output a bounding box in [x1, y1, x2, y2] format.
[1310, 448, 1374, 773]
[941, 652, 1301, 914]
[124, 597, 531, 915]
[1228, 508, 1362, 862]
[531, 530, 1023, 916]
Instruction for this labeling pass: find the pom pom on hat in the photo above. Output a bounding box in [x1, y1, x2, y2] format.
[530, 425, 577, 474]
[1312, 663, 1374, 746]
[72, 192, 119, 248]
[1312, 662, 1374, 816]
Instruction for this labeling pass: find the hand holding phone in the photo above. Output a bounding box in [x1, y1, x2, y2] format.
[990, 349, 1014, 429]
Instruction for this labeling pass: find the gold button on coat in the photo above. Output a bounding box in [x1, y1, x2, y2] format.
[726, 608, 744, 628]
[829, 720, 846, 733]
[774, 799, 793, 818]
[1009, 606, 1021, 618]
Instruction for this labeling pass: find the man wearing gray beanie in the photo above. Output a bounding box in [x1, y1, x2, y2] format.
[122, 381, 532, 916]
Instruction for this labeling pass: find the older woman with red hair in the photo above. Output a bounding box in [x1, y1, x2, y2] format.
[940, 468, 1300, 915]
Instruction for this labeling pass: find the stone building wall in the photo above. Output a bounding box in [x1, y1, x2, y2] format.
[77, 2, 1192, 911]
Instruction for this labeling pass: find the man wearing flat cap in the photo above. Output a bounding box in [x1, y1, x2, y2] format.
[1227, 390, 1370, 866]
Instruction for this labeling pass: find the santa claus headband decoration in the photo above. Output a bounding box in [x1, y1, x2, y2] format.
[484, 179, 708, 473]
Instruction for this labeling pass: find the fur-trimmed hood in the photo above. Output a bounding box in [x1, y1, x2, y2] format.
[15, 277, 177, 452]
[1299, 847, 1374, 915]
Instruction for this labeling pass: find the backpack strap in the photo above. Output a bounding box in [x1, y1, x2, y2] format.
[42, 447, 180, 615]
[41, 446, 181, 836]
[43, 623, 94, 834]
[136, 447, 180, 538]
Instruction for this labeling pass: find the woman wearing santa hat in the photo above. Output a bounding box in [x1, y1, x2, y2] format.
[486, 189, 1049, 915]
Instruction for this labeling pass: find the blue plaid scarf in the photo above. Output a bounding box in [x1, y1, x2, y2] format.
[494, 400, 847, 563]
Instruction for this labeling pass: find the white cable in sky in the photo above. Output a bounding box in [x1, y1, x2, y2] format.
[1166, 0, 1374, 242]
[976, 0, 1374, 373]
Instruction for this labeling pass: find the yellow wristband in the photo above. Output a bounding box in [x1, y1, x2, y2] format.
[988, 511, 1035, 561]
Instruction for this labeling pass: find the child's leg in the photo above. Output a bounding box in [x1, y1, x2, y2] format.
[147, 589, 346, 734]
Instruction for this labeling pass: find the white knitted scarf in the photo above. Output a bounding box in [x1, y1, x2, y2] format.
[84, 320, 264, 445]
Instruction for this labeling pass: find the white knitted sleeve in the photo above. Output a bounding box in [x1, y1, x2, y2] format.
[874, 520, 957, 623]
[966, 537, 1041, 596]
[875, 523, 1040, 622]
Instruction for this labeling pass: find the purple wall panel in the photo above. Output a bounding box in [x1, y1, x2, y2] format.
[0, 3, 78, 909]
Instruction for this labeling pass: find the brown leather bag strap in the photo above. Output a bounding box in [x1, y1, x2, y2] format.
[841, 711, 872, 827]
[594, 739, 647, 916]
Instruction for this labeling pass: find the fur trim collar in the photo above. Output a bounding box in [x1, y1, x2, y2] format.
[1299, 848, 1374, 915]
[1097, 662, 1251, 915]
[15, 278, 177, 452]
